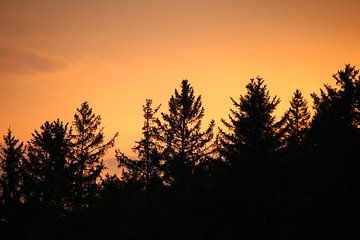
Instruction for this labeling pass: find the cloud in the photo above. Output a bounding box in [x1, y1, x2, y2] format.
[0, 45, 68, 76]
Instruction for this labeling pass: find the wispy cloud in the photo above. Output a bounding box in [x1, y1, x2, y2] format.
[0, 44, 68, 76]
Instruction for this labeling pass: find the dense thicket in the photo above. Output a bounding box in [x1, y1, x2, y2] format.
[0, 65, 358, 239]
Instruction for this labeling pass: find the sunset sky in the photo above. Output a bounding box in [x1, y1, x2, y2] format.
[1, 0, 359, 174]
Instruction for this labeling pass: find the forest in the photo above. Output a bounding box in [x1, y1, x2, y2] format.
[0, 64, 359, 239]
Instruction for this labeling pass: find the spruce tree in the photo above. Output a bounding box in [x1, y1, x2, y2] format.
[116, 99, 162, 191]
[71, 102, 118, 211]
[304, 65, 360, 238]
[218, 77, 281, 167]
[23, 120, 72, 213]
[217, 77, 281, 239]
[159, 80, 215, 186]
[307, 64, 360, 157]
[0, 129, 25, 218]
[282, 89, 311, 147]
[311, 64, 360, 131]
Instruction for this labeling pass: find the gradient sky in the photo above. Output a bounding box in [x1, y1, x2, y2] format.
[1, 0, 360, 174]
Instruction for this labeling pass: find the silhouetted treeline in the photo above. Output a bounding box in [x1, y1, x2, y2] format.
[1, 65, 359, 239]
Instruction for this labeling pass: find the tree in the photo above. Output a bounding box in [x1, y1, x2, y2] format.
[116, 99, 162, 191]
[281, 89, 311, 148]
[304, 65, 360, 237]
[0, 129, 25, 220]
[71, 102, 118, 211]
[307, 64, 360, 155]
[158, 80, 215, 186]
[22, 120, 72, 213]
[311, 64, 360, 132]
[217, 77, 281, 239]
[218, 77, 281, 167]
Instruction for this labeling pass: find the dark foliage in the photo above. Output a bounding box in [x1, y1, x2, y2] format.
[116, 99, 162, 192]
[70, 102, 118, 211]
[157, 80, 215, 187]
[281, 89, 311, 148]
[0, 129, 25, 222]
[22, 120, 73, 216]
[218, 77, 281, 167]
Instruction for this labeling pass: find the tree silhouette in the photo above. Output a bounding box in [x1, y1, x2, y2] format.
[71, 102, 118, 211]
[1, 66, 359, 239]
[22, 120, 72, 214]
[281, 89, 311, 148]
[311, 64, 360, 131]
[116, 99, 162, 191]
[158, 80, 215, 186]
[0, 129, 24, 221]
[301, 64, 360, 238]
[307, 64, 360, 156]
[217, 77, 282, 239]
[218, 77, 281, 167]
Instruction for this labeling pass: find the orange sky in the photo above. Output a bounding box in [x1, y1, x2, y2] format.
[1, 0, 360, 175]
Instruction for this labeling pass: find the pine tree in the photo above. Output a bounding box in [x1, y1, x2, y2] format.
[282, 89, 311, 147]
[308, 64, 360, 153]
[159, 80, 215, 186]
[71, 102, 118, 211]
[311, 64, 360, 131]
[0, 129, 24, 217]
[218, 77, 281, 167]
[217, 77, 281, 239]
[116, 99, 162, 191]
[305, 65, 360, 236]
[22, 120, 72, 213]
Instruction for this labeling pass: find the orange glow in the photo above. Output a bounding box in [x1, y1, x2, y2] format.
[1, 0, 360, 174]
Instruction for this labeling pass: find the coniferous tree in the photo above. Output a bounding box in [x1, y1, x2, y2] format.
[307, 65, 360, 159]
[71, 102, 118, 211]
[303, 65, 360, 237]
[218, 77, 281, 167]
[218, 77, 281, 239]
[22, 120, 72, 214]
[158, 80, 215, 186]
[281, 89, 311, 148]
[311, 64, 360, 133]
[116, 99, 162, 191]
[0, 129, 25, 220]
[217, 77, 281, 239]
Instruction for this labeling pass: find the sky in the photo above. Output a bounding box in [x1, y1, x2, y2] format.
[1, 0, 360, 174]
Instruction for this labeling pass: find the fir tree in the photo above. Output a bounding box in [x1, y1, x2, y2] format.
[304, 65, 360, 237]
[218, 77, 281, 167]
[217, 77, 281, 239]
[0, 129, 25, 219]
[71, 102, 118, 211]
[311, 64, 360, 131]
[159, 80, 215, 186]
[23, 120, 72, 213]
[116, 99, 162, 191]
[307, 64, 360, 155]
[282, 89, 311, 147]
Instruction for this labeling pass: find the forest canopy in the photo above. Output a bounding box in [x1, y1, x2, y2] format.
[0, 64, 359, 239]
